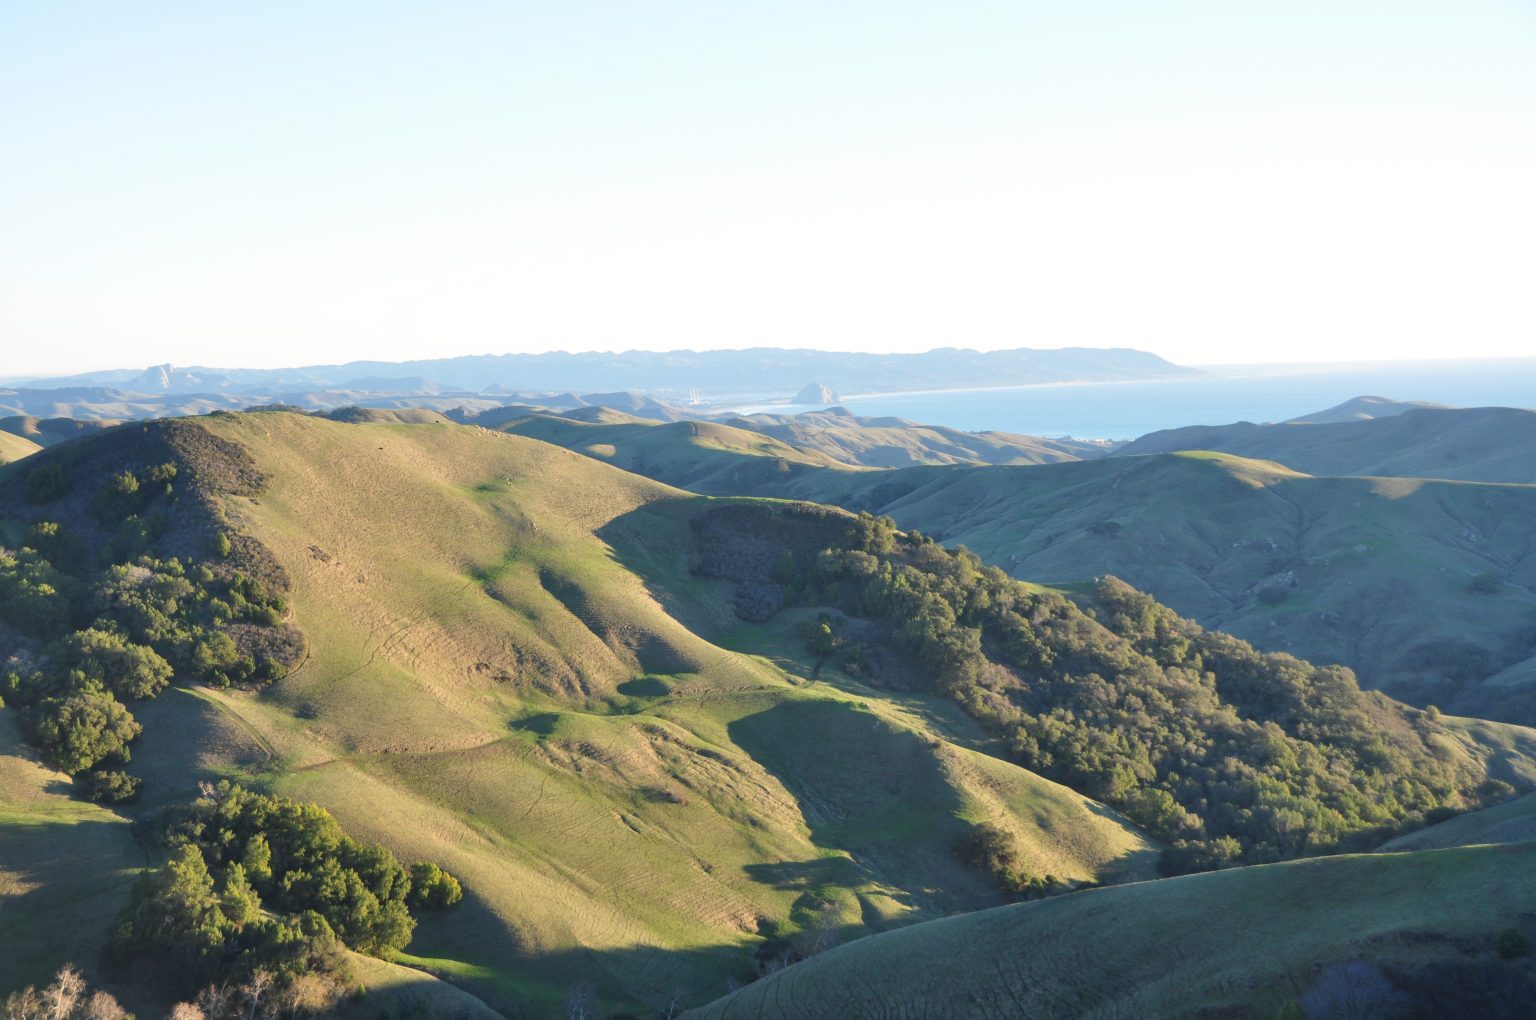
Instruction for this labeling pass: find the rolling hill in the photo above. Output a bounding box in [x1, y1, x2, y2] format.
[718, 406, 1109, 467]
[769, 452, 1536, 719]
[491, 412, 861, 494]
[684, 841, 1536, 1019]
[0, 412, 1157, 1014]
[4, 410, 1534, 1017]
[476, 409, 1536, 721]
[1120, 403, 1536, 483]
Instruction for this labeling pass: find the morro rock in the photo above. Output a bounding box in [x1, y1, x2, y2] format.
[793, 382, 842, 405]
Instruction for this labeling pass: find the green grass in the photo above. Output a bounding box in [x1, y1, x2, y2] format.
[1120, 404, 1536, 483]
[472, 412, 1536, 721]
[5, 410, 1533, 1017]
[0, 715, 142, 996]
[15, 410, 1141, 1015]
[684, 842, 1536, 1019]
[1382, 792, 1536, 852]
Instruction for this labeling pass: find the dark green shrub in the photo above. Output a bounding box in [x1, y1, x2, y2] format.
[78, 769, 141, 803]
[28, 690, 141, 774]
[408, 862, 464, 909]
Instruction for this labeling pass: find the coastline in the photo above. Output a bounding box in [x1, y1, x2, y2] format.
[723, 372, 1204, 415]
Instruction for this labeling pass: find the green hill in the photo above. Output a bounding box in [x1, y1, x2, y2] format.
[766, 452, 1536, 721]
[4, 412, 1533, 1015]
[684, 841, 1536, 1020]
[493, 412, 862, 492]
[718, 407, 1108, 467]
[1120, 404, 1536, 482]
[0, 413, 1154, 1014]
[472, 413, 1536, 721]
[494, 405, 1109, 484]
[0, 431, 40, 465]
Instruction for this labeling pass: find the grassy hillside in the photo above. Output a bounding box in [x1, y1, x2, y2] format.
[0, 412, 1155, 1014]
[495, 405, 1108, 486]
[494, 412, 862, 493]
[0, 431, 40, 465]
[685, 842, 1536, 1020]
[0, 713, 139, 996]
[718, 407, 1107, 467]
[468, 413, 1536, 721]
[0, 415, 122, 448]
[6, 412, 1535, 1015]
[1383, 792, 1536, 851]
[0, 704, 496, 1019]
[768, 452, 1536, 720]
[1120, 405, 1536, 482]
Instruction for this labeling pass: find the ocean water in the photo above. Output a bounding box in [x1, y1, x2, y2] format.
[730, 359, 1536, 441]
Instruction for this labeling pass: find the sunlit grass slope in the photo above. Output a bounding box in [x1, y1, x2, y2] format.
[493, 412, 857, 494]
[0, 431, 40, 465]
[0, 694, 517, 1019]
[469, 412, 1536, 722]
[165, 411, 1155, 1014]
[685, 841, 1536, 1020]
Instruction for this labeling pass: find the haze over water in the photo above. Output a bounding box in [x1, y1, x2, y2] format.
[740, 359, 1536, 440]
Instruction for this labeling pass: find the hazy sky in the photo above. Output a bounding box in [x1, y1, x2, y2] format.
[3, 1, 1534, 376]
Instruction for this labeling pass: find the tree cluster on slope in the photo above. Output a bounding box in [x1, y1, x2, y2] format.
[109, 783, 462, 998]
[693, 503, 1508, 871]
[0, 424, 302, 798]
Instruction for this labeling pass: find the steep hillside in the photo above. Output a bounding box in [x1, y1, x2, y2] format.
[719, 407, 1107, 467]
[1120, 404, 1536, 482]
[0, 707, 500, 1018]
[767, 452, 1536, 721]
[685, 842, 1536, 1020]
[429, 414, 1536, 722]
[0, 432, 39, 465]
[0, 413, 1155, 1015]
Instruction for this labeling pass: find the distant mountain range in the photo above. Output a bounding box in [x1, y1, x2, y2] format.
[4, 346, 1193, 404]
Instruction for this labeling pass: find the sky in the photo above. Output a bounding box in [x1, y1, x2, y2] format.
[2, 1, 1534, 376]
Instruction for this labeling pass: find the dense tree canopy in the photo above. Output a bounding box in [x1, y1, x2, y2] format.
[695, 504, 1503, 871]
[112, 783, 462, 993]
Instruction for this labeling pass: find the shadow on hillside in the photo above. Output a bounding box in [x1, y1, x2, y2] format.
[741, 857, 860, 891]
[409, 890, 765, 1019]
[0, 817, 142, 993]
[726, 700, 1001, 916]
